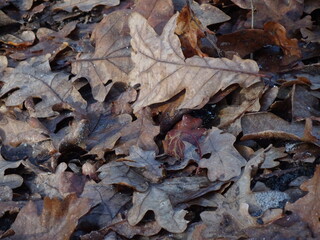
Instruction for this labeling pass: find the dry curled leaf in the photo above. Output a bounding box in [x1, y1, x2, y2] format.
[129, 12, 261, 112]
[199, 127, 246, 182]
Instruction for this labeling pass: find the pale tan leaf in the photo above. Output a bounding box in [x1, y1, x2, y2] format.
[53, 0, 119, 12]
[72, 10, 132, 102]
[129, 13, 260, 113]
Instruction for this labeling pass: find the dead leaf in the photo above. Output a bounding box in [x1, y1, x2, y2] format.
[264, 22, 301, 59]
[134, 0, 174, 34]
[9, 193, 92, 240]
[129, 12, 261, 112]
[0, 156, 23, 199]
[241, 112, 320, 146]
[260, 146, 287, 169]
[286, 165, 320, 236]
[115, 108, 160, 155]
[98, 161, 149, 192]
[9, 22, 77, 61]
[0, 114, 49, 147]
[217, 82, 266, 136]
[119, 146, 164, 183]
[301, 27, 320, 44]
[163, 114, 206, 159]
[72, 10, 132, 102]
[53, 0, 119, 12]
[127, 177, 219, 233]
[28, 162, 86, 198]
[9, 0, 33, 11]
[231, 0, 312, 35]
[85, 102, 132, 158]
[199, 127, 246, 182]
[304, 0, 320, 14]
[175, 5, 207, 57]
[80, 180, 130, 229]
[190, 0, 230, 27]
[0, 55, 86, 118]
[0, 30, 35, 47]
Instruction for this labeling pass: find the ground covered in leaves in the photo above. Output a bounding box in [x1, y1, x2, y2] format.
[0, 0, 320, 239]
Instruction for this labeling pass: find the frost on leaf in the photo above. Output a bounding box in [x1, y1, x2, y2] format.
[129, 12, 260, 112]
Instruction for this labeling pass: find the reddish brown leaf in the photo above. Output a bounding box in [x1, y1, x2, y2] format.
[134, 0, 174, 34]
[175, 5, 207, 57]
[163, 115, 206, 159]
[10, 194, 92, 240]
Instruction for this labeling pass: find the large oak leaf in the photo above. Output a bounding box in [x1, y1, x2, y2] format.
[129, 12, 261, 112]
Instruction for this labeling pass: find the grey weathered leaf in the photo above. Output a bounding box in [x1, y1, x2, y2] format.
[0, 55, 86, 118]
[199, 127, 247, 182]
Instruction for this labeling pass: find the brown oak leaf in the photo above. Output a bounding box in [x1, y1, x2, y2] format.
[9, 194, 92, 240]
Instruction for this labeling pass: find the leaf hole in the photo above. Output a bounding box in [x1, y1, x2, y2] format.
[202, 153, 211, 159]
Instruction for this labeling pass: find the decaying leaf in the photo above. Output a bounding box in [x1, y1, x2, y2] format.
[286, 165, 320, 236]
[53, 0, 119, 12]
[163, 114, 206, 159]
[199, 127, 246, 182]
[0, 55, 86, 118]
[72, 10, 132, 102]
[129, 12, 261, 112]
[9, 194, 92, 240]
[119, 145, 164, 183]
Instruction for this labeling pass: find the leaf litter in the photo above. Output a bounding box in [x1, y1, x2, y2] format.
[0, 0, 320, 239]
